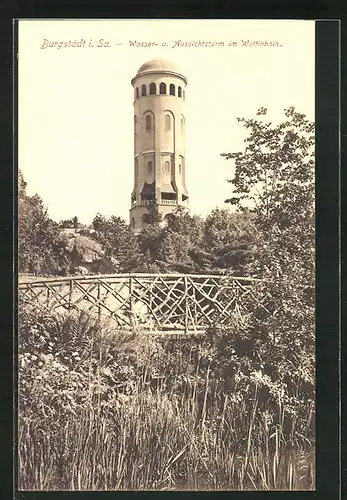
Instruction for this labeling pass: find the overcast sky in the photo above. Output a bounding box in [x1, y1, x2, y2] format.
[18, 19, 315, 224]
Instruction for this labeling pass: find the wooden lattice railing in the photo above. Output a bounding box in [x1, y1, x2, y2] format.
[18, 273, 263, 335]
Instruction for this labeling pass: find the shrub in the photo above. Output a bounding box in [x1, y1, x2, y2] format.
[18, 303, 315, 490]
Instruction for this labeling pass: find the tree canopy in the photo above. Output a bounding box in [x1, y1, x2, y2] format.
[18, 171, 68, 276]
[204, 107, 316, 412]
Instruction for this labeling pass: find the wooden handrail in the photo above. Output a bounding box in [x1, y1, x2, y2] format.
[19, 272, 261, 287]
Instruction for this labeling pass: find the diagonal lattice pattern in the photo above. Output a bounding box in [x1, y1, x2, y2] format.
[18, 273, 263, 335]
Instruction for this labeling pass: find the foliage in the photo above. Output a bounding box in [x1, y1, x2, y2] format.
[18, 305, 315, 491]
[137, 205, 258, 275]
[142, 200, 163, 225]
[202, 208, 261, 274]
[137, 211, 163, 269]
[203, 106, 316, 440]
[59, 216, 80, 229]
[155, 208, 205, 272]
[222, 106, 314, 232]
[18, 171, 70, 276]
[19, 389, 315, 491]
[92, 213, 143, 272]
[19, 174, 259, 277]
[18, 305, 163, 417]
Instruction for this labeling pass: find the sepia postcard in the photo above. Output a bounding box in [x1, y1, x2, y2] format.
[17, 19, 316, 491]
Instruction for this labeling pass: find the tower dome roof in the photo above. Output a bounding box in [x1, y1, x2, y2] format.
[137, 58, 180, 74]
[132, 58, 187, 84]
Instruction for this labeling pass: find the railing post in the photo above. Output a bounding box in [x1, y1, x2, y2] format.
[129, 276, 134, 328]
[69, 279, 73, 311]
[149, 285, 152, 315]
[97, 280, 101, 322]
[184, 275, 188, 335]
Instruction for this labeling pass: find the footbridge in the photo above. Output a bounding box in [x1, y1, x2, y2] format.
[18, 273, 263, 335]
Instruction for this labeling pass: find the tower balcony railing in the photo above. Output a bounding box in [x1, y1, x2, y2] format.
[160, 199, 177, 205]
[138, 199, 178, 207]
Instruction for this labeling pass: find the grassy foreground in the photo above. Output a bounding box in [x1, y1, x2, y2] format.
[18, 307, 315, 491]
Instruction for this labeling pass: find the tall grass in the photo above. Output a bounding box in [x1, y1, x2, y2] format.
[18, 370, 315, 490]
[18, 307, 315, 491]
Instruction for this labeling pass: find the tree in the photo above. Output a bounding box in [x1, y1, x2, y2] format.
[156, 207, 205, 272]
[222, 107, 315, 233]
[137, 205, 206, 273]
[59, 216, 80, 229]
[142, 200, 163, 225]
[204, 108, 315, 430]
[91, 213, 143, 272]
[164, 207, 204, 242]
[72, 216, 79, 229]
[18, 171, 69, 275]
[136, 202, 163, 270]
[203, 208, 261, 274]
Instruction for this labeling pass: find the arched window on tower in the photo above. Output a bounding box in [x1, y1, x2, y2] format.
[149, 83, 156, 95]
[179, 164, 182, 175]
[180, 118, 184, 134]
[159, 82, 166, 94]
[131, 217, 136, 228]
[141, 84, 147, 97]
[136, 87, 139, 99]
[178, 86, 182, 98]
[145, 115, 152, 131]
[169, 84, 175, 96]
[135, 158, 139, 177]
[147, 161, 153, 174]
[164, 161, 170, 175]
[183, 90, 185, 100]
[165, 115, 171, 131]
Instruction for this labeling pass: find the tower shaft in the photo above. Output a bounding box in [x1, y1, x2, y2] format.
[130, 60, 188, 231]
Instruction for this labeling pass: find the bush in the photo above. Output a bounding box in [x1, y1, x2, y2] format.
[18, 305, 315, 490]
[18, 305, 163, 416]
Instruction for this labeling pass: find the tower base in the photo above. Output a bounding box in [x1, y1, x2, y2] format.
[129, 202, 188, 232]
